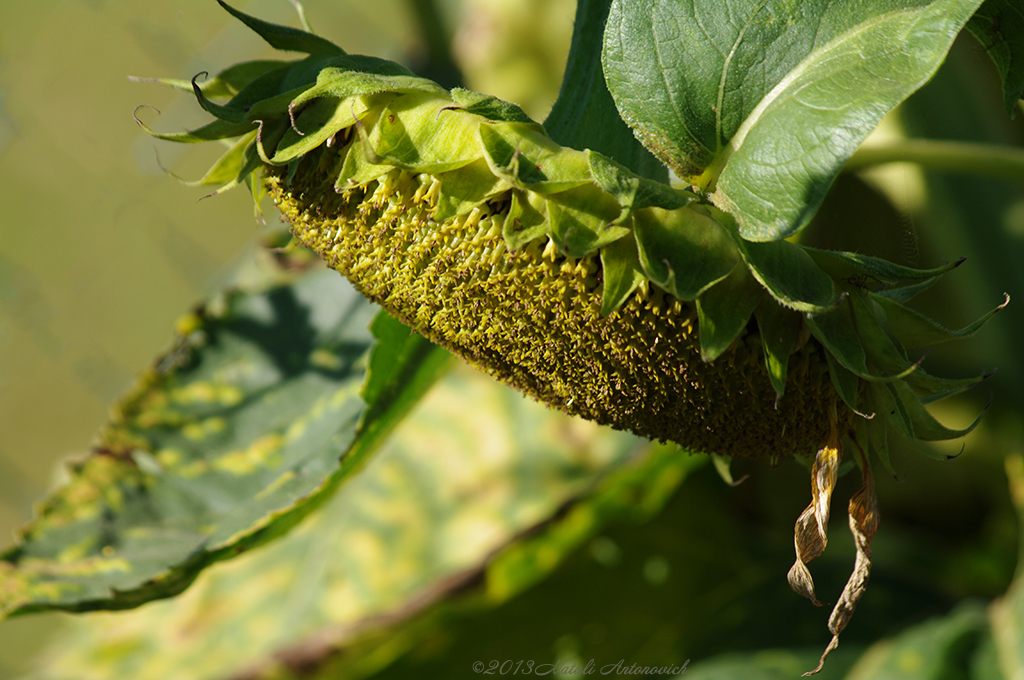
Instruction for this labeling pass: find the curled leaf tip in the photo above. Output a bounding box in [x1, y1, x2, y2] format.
[287, 102, 306, 137]
[150, 147, 172, 177]
[132, 103, 160, 127]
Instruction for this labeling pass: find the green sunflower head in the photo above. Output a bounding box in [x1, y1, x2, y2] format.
[136, 2, 1007, 673]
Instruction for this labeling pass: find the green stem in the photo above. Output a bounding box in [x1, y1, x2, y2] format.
[543, 0, 666, 182]
[404, 0, 463, 89]
[846, 139, 1024, 185]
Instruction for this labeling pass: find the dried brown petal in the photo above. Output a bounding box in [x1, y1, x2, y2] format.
[787, 413, 841, 606]
[804, 458, 880, 676]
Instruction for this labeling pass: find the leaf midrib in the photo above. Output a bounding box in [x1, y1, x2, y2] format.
[716, 0, 773, 150]
[702, 5, 932, 190]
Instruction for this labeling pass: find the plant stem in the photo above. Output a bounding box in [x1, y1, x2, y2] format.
[405, 0, 463, 89]
[543, 0, 667, 182]
[846, 139, 1024, 185]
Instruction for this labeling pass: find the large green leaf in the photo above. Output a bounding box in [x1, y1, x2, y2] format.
[18, 366, 669, 680]
[602, 0, 983, 241]
[0, 263, 450, 618]
[967, 0, 1024, 115]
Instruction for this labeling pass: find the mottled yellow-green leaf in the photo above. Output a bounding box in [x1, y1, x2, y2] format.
[19, 365, 663, 680]
[0, 261, 449, 619]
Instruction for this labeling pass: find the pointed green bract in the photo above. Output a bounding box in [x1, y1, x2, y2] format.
[547, 183, 628, 257]
[872, 291, 1009, 348]
[501, 190, 549, 251]
[734, 237, 841, 314]
[825, 352, 862, 412]
[633, 205, 738, 301]
[696, 265, 764, 362]
[807, 248, 965, 286]
[754, 301, 804, 401]
[599, 233, 645, 316]
[215, 0, 344, 56]
[587, 150, 694, 220]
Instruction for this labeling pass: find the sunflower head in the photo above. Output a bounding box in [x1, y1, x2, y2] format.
[136, 2, 1007, 673]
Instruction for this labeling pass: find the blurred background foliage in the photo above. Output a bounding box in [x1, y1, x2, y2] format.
[0, 1, 1022, 678]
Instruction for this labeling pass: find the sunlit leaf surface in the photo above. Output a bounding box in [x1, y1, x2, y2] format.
[0, 263, 449, 618]
[21, 365, 660, 680]
[603, 0, 983, 240]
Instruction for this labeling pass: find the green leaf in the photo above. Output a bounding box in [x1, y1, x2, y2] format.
[501, 189, 550, 252]
[846, 290, 992, 395]
[696, 263, 764, 362]
[190, 75, 307, 125]
[864, 412, 896, 478]
[543, 0, 671, 183]
[736, 239, 840, 313]
[807, 298, 871, 377]
[603, 0, 983, 240]
[967, 0, 1024, 115]
[132, 110, 256, 144]
[286, 58, 445, 106]
[599, 233, 645, 316]
[633, 205, 739, 301]
[0, 267, 449, 618]
[449, 88, 535, 124]
[872, 276, 942, 304]
[358, 311, 453, 446]
[587, 150, 693, 222]
[866, 380, 983, 453]
[203, 60, 295, 99]
[129, 60, 290, 97]
[547, 184, 629, 257]
[806, 248, 965, 287]
[812, 295, 981, 404]
[434, 159, 507, 223]
[360, 94, 486, 173]
[16, 366, 665, 680]
[190, 131, 257, 187]
[753, 300, 803, 400]
[336, 139, 394, 189]
[871, 291, 1009, 348]
[843, 603, 990, 680]
[215, 0, 344, 56]
[477, 122, 591, 193]
[271, 95, 359, 164]
[183, 55, 373, 128]
[825, 351, 862, 412]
